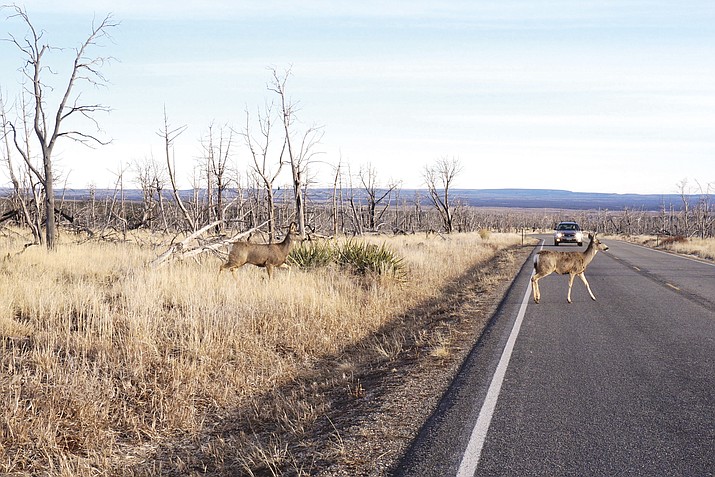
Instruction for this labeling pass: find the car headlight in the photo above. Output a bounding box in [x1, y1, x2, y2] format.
[556, 232, 563, 238]
[576, 232, 583, 241]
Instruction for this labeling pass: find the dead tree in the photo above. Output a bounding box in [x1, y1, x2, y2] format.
[692, 180, 714, 239]
[198, 122, 235, 232]
[346, 163, 364, 235]
[241, 103, 284, 241]
[424, 157, 462, 233]
[132, 156, 165, 231]
[158, 108, 195, 232]
[1, 91, 42, 242]
[210, 125, 233, 233]
[268, 66, 324, 239]
[676, 178, 692, 236]
[331, 158, 343, 236]
[5, 5, 117, 249]
[359, 162, 398, 231]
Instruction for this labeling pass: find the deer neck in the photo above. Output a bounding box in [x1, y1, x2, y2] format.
[581, 241, 599, 266]
[280, 233, 294, 251]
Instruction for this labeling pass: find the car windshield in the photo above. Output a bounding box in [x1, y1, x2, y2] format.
[557, 224, 579, 231]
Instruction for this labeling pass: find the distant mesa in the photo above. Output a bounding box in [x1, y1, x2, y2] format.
[0, 187, 697, 211]
[445, 188, 687, 210]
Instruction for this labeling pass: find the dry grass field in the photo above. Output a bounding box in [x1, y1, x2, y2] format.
[664, 237, 715, 260]
[0, 229, 524, 475]
[608, 234, 715, 261]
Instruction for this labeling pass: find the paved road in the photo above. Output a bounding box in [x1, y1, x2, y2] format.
[395, 237, 715, 476]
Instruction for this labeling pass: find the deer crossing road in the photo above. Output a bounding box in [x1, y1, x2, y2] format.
[396, 237, 715, 476]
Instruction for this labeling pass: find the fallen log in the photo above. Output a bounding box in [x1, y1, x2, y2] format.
[149, 220, 269, 268]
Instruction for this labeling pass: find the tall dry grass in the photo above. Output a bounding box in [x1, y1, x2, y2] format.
[0, 229, 522, 475]
[608, 234, 715, 261]
[658, 237, 715, 261]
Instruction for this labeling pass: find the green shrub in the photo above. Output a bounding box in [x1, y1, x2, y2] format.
[336, 240, 406, 280]
[288, 241, 336, 268]
[288, 239, 406, 279]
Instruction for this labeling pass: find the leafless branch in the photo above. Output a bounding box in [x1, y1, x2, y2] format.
[150, 220, 270, 268]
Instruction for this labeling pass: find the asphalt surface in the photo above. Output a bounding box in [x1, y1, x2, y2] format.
[395, 237, 715, 476]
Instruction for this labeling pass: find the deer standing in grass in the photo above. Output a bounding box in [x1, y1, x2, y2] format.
[532, 233, 609, 304]
[220, 223, 299, 279]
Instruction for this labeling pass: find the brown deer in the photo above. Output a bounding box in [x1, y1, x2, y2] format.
[531, 233, 609, 304]
[220, 223, 300, 279]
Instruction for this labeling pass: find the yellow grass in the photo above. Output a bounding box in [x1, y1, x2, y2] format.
[608, 234, 715, 261]
[0, 229, 522, 475]
[664, 237, 715, 261]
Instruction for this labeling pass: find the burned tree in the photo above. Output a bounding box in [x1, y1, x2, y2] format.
[424, 157, 462, 233]
[201, 122, 234, 233]
[158, 109, 194, 232]
[4, 5, 117, 249]
[1, 90, 42, 242]
[359, 162, 398, 231]
[241, 103, 284, 241]
[133, 156, 167, 231]
[268, 66, 323, 239]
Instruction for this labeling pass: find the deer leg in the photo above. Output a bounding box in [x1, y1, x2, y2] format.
[218, 267, 228, 283]
[567, 273, 576, 303]
[225, 263, 243, 281]
[218, 261, 231, 276]
[265, 264, 274, 279]
[531, 275, 541, 304]
[279, 263, 292, 279]
[578, 273, 596, 301]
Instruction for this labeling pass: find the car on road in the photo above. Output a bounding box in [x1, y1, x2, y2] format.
[553, 221, 583, 246]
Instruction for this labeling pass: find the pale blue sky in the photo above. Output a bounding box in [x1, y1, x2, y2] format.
[2, 1, 714, 194]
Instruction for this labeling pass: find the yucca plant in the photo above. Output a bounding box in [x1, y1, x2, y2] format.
[336, 240, 406, 280]
[288, 240, 336, 268]
[288, 239, 406, 280]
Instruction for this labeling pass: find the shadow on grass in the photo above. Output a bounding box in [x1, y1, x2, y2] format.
[131, 245, 534, 476]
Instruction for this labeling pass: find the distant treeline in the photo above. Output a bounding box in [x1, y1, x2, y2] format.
[1, 186, 713, 241]
[0, 187, 705, 211]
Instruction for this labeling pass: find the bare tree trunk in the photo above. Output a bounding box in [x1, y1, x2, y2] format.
[6, 6, 116, 249]
[206, 155, 214, 225]
[157, 179, 169, 232]
[359, 162, 397, 231]
[1, 93, 41, 242]
[268, 67, 323, 239]
[345, 164, 364, 235]
[694, 180, 714, 238]
[676, 179, 692, 236]
[242, 106, 284, 241]
[331, 159, 342, 236]
[159, 108, 195, 232]
[423, 157, 462, 233]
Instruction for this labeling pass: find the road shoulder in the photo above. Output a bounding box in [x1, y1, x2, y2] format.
[315, 244, 536, 476]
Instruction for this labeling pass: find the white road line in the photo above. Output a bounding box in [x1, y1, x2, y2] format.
[456, 261, 536, 477]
